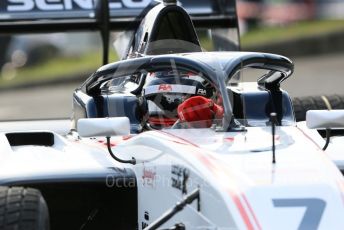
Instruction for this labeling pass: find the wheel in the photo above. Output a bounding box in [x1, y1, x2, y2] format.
[0, 187, 50, 230]
[292, 95, 344, 121]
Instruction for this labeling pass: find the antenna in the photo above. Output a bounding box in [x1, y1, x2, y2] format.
[271, 112, 277, 164]
[106, 137, 136, 165]
[323, 129, 331, 150]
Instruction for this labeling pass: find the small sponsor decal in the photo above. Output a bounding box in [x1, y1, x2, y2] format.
[144, 211, 149, 221]
[158, 84, 172, 92]
[142, 166, 156, 188]
[197, 88, 207, 96]
[171, 165, 189, 194]
[142, 222, 148, 229]
[141, 211, 149, 229]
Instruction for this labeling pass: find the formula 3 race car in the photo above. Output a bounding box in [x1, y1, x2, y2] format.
[1, 0, 344, 229]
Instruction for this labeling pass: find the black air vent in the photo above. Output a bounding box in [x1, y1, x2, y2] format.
[6, 132, 54, 146]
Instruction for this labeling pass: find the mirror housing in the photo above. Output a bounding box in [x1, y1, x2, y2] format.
[306, 110, 344, 129]
[77, 117, 130, 137]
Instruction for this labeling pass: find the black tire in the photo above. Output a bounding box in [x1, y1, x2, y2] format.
[0, 187, 50, 230]
[292, 95, 344, 121]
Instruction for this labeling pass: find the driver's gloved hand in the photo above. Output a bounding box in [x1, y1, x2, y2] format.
[177, 96, 223, 127]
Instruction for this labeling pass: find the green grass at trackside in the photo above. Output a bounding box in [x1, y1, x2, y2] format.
[1, 19, 344, 88]
[0, 50, 119, 88]
[241, 19, 344, 48]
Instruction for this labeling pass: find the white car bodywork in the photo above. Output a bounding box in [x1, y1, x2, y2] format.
[1, 50, 344, 229]
[1, 113, 344, 229]
[2, 0, 344, 228]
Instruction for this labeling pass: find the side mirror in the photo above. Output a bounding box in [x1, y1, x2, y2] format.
[306, 110, 344, 129]
[77, 117, 130, 137]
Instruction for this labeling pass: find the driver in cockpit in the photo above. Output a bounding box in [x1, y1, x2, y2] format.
[140, 71, 223, 129]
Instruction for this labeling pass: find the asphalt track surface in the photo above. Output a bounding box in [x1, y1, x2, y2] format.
[0, 53, 343, 121]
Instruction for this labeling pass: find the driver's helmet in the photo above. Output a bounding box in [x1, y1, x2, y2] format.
[142, 70, 214, 129]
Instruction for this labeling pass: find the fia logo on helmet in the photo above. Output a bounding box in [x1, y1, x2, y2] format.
[158, 84, 172, 92]
[5, 0, 150, 11]
[197, 88, 207, 96]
